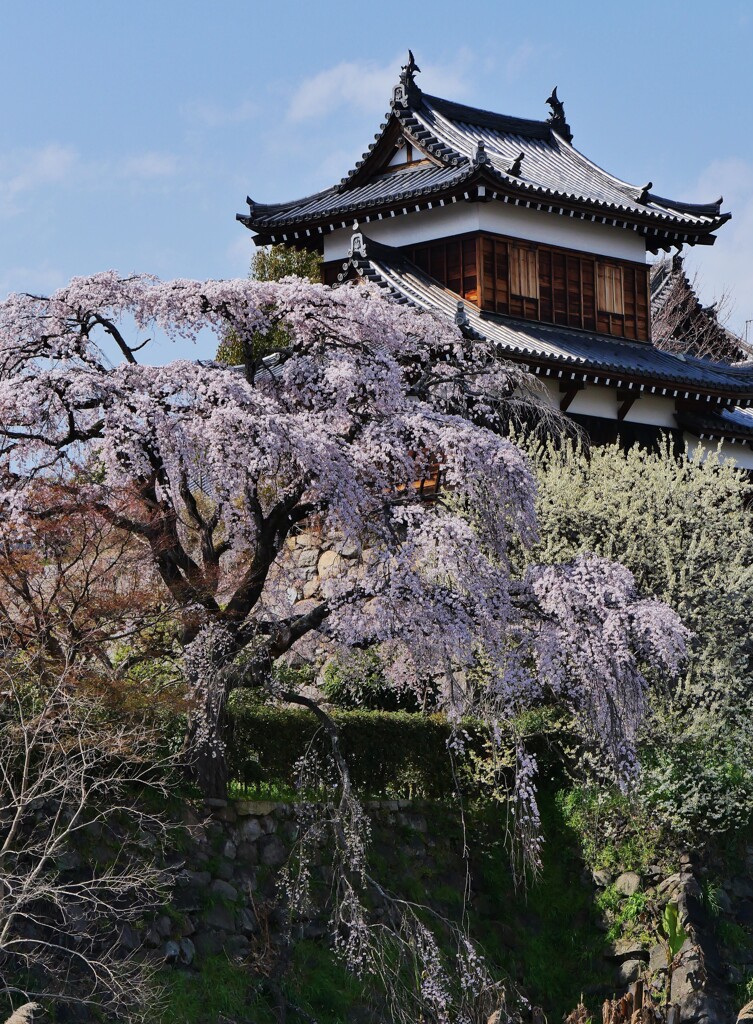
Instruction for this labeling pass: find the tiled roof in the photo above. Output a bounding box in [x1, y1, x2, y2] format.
[649, 254, 753, 363]
[239, 162, 472, 229]
[339, 232, 753, 405]
[239, 76, 730, 250]
[675, 405, 753, 443]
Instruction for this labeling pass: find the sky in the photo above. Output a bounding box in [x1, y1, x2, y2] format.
[2, 0, 753, 360]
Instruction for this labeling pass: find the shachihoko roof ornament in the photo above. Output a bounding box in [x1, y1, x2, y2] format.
[545, 87, 573, 143]
[391, 49, 421, 109]
[506, 151, 525, 177]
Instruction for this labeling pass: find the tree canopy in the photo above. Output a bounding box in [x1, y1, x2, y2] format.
[0, 274, 686, 823]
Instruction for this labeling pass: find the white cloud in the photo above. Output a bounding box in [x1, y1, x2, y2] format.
[183, 98, 258, 128]
[0, 143, 182, 220]
[287, 51, 475, 123]
[121, 152, 178, 179]
[682, 157, 753, 338]
[0, 144, 77, 217]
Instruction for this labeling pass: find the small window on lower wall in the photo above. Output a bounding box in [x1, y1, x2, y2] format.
[597, 263, 624, 315]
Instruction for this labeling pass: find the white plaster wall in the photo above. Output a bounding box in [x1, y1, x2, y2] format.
[622, 393, 678, 429]
[566, 385, 617, 419]
[684, 435, 753, 470]
[324, 204, 481, 260]
[540, 384, 677, 428]
[323, 199, 646, 263]
[478, 203, 646, 261]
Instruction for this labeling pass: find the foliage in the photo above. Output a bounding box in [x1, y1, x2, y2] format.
[660, 902, 688, 959]
[227, 698, 484, 798]
[216, 243, 321, 364]
[322, 648, 422, 711]
[158, 955, 255, 1024]
[251, 243, 322, 284]
[522, 435, 753, 842]
[556, 785, 663, 874]
[468, 791, 610, 1018]
[0, 272, 690, 1023]
[0, 273, 686, 817]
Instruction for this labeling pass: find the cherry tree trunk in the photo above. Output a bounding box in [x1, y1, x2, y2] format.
[187, 682, 230, 800]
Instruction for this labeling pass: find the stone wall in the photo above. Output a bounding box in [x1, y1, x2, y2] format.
[128, 800, 753, 1023]
[147, 797, 450, 971]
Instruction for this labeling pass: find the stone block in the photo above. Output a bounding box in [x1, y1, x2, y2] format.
[297, 547, 319, 567]
[179, 937, 196, 966]
[317, 549, 342, 576]
[237, 800, 277, 816]
[155, 914, 173, 939]
[239, 817, 263, 842]
[335, 538, 361, 558]
[259, 834, 287, 867]
[210, 878, 239, 902]
[201, 903, 235, 932]
[236, 841, 259, 866]
[180, 869, 211, 889]
[237, 907, 258, 935]
[615, 871, 641, 896]
[616, 959, 643, 985]
[163, 940, 180, 964]
[224, 934, 251, 958]
[222, 840, 237, 860]
[214, 858, 235, 882]
[194, 930, 225, 958]
[608, 938, 649, 962]
[118, 923, 141, 952]
[649, 943, 668, 974]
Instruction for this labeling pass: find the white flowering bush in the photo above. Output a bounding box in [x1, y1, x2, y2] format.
[523, 435, 753, 841]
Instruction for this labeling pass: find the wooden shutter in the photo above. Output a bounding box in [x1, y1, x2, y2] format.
[597, 263, 624, 314]
[510, 245, 539, 298]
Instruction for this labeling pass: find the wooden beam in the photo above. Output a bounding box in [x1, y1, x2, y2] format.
[559, 380, 585, 412]
[617, 388, 640, 421]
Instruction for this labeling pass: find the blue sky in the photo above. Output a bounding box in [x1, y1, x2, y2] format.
[2, 0, 753, 358]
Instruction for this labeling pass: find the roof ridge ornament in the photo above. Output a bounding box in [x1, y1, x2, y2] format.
[506, 151, 525, 177]
[473, 139, 490, 166]
[391, 49, 421, 109]
[455, 300, 470, 328]
[635, 181, 653, 205]
[348, 230, 367, 260]
[546, 86, 573, 144]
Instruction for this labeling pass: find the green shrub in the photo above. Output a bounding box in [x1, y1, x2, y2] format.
[226, 697, 487, 799]
[322, 649, 422, 711]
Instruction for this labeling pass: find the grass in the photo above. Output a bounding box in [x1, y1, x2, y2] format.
[158, 954, 261, 1024]
[157, 945, 370, 1024]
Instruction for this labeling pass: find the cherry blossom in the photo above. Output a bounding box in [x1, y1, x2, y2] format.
[0, 273, 688, 805]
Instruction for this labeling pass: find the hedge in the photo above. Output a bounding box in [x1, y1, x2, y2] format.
[226, 698, 489, 799]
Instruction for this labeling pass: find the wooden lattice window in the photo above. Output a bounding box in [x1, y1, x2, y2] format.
[597, 263, 624, 315]
[509, 245, 539, 299]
